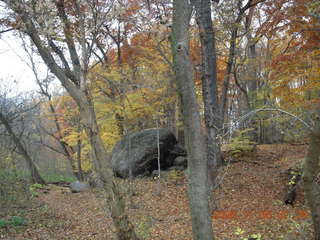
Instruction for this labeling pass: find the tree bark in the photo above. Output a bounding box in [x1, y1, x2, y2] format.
[240, 4, 258, 115]
[0, 111, 45, 184]
[245, 36, 258, 107]
[80, 98, 139, 240]
[165, 74, 178, 136]
[303, 111, 320, 240]
[171, 0, 214, 239]
[76, 118, 84, 181]
[194, 0, 222, 192]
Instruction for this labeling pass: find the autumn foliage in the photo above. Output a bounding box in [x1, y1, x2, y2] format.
[270, 0, 320, 109]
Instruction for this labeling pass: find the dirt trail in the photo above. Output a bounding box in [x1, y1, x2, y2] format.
[1, 144, 313, 240]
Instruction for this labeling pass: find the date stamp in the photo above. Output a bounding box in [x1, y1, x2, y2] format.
[212, 210, 309, 220]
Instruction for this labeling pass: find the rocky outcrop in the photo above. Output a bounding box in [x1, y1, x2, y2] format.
[111, 128, 186, 178]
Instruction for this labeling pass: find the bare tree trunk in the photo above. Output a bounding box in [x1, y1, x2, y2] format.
[242, 10, 259, 140]
[245, 36, 258, 108]
[76, 118, 84, 181]
[241, 4, 258, 115]
[0, 111, 45, 184]
[80, 96, 140, 240]
[171, 0, 214, 238]
[194, 0, 222, 193]
[166, 101, 177, 135]
[166, 75, 178, 136]
[156, 121, 162, 195]
[303, 110, 320, 240]
[219, 27, 237, 125]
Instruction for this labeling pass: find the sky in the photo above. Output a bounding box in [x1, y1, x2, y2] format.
[0, 33, 44, 93]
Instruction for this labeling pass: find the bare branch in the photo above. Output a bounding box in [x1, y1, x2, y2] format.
[220, 107, 312, 140]
[156, 38, 173, 68]
[55, 0, 81, 74]
[0, 28, 14, 34]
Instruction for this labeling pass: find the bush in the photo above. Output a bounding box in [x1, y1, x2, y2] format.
[29, 183, 45, 198]
[0, 219, 8, 228]
[0, 170, 30, 209]
[166, 169, 184, 183]
[10, 216, 27, 226]
[223, 128, 257, 159]
[41, 172, 76, 183]
[0, 159, 31, 212]
[0, 216, 28, 229]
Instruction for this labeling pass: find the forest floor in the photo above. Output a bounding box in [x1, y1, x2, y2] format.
[0, 144, 314, 240]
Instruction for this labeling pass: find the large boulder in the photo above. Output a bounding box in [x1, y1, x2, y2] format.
[111, 128, 186, 178]
[173, 156, 187, 168]
[69, 181, 90, 193]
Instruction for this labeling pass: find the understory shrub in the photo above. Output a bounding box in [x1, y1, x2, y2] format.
[0, 153, 31, 212]
[0, 170, 31, 210]
[223, 128, 257, 159]
[0, 216, 28, 229]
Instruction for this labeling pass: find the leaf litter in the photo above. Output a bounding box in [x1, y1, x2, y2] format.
[0, 144, 314, 240]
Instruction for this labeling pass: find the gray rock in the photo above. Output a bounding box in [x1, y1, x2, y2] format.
[70, 181, 90, 193]
[152, 169, 160, 177]
[111, 128, 186, 178]
[170, 144, 187, 156]
[173, 156, 187, 168]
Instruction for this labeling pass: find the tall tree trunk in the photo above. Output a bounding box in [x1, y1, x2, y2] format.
[0, 111, 45, 184]
[165, 74, 178, 136]
[246, 37, 258, 107]
[303, 110, 320, 240]
[80, 97, 139, 240]
[220, 27, 237, 125]
[76, 118, 84, 181]
[171, 0, 214, 239]
[243, 18, 258, 140]
[243, 5, 258, 113]
[194, 0, 222, 190]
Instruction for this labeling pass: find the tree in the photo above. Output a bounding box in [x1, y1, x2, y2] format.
[194, 0, 221, 191]
[262, 0, 320, 237]
[89, 30, 178, 144]
[22, 41, 84, 180]
[171, 0, 214, 239]
[214, 0, 290, 143]
[270, 0, 320, 109]
[194, 0, 267, 186]
[303, 106, 320, 240]
[1, 1, 140, 239]
[268, 0, 320, 238]
[0, 86, 45, 184]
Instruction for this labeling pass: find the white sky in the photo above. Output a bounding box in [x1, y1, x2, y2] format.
[0, 33, 43, 93]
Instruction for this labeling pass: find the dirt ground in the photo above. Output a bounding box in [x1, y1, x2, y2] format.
[0, 144, 314, 240]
